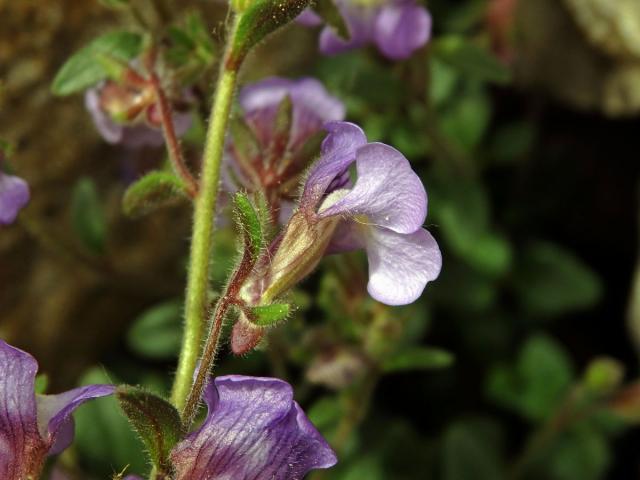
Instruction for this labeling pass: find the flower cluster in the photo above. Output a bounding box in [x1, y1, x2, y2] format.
[252, 120, 442, 307]
[299, 0, 432, 60]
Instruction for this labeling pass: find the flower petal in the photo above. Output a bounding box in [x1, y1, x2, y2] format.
[301, 121, 366, 211]
[0, 340, 45, 479]
[171, 375, 336, 480]
[85, 88, 124, 144]
[0, 173, 30, 226]
[296, 9, 323, 27]
[318, 4, 376, 55]
[319, 142, 427, 234]
[240, 77, 345, 149]
[374, 1, 432, 60]
[365, 227, 442, 305]
[35, 384, 114, 454]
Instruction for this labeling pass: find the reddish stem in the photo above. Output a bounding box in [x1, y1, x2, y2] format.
[145, 56, 199, 198]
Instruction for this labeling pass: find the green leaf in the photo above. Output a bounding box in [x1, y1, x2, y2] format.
[165, 11, 216, 83]
[487, 334, 575, 421]
[123, 171, 188, 218]
[127, 300, 183, 360]
[98, 0, 130, 9]
[116, 386, 182, 474]
[544, 423, 610, 480]
[74, 369, 147, 477]
[233, 192, 264, 262]
[34, 374, 48, 394]
[71, 178, 107, 254]
[431, 177, 512, 277]
[443, 420, 505, 480]
[382, 347, 454, 373]
[52, 31, 143, 96]
[312, 0, 349, 40]
[273, 95, 293, 147]
[434, 36, 511, 85]
[229, 0, 312, 68]
[440, 87, 492, 151]
[249, 303, 290, 326]
[582, 357, 624, 395]
[513, 241, 602, 317]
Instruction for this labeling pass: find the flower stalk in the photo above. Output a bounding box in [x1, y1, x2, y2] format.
[170, 17, 241, 415]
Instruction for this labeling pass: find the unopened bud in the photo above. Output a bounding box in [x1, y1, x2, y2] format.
[231, 313, 265, 355]
[260, 212, 338, 303]
[583, 356, 625, 395]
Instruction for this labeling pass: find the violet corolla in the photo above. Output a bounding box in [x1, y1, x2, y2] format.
[264, 121, 442, 306]
[125, 376, 336, 480]
[0, 340, 114, 479]
[227, 77, 345, 223]
[298, 0, 432, 60]
[0, 152, 30, 226]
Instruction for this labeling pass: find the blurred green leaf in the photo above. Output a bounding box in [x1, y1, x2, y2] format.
[127, 300, 183, 360]
[440, 87, 492, 151]
[443, 420, 505, 480]
[166, 11, 216, 83]
[582, 357, 624, 396]
[430, 58, 459, 108]
[71, 178, 107, 254]
[513, 241, 602, 317]
[431, 177, 512, 277]
[434, 36, 511, 85]
[116, 386, 182, 474]
[34, 374, 48, 394]
[74, 369, 147, 477]
[52, 31, 143, 96]
[487, 334, 575, 421]
[383, 347, 454, 373]
[98, 0, 130, 9]
[307, 396, 343, 431]
[123, 171, 188, 218]
[545, 424, 611, 480]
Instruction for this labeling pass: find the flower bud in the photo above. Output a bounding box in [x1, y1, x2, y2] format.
[231, 313, 265, 355]
[260, 212, 339, 303]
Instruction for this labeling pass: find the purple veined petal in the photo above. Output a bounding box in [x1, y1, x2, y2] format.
[0, 340, 46, 479]
[35, 384, 114, 454]
[171, 375, 337, 480]
[296, 9, 324, 27]
[301, 121, 366, 211]
[319, 142, 427, 234]
[0, 173, 30, 226]
[364, 226, 442, 305]
[318, 3, 377, 55]
[239, 77, 345, 149]
[85, 88, 125, 144]
[374, 1, 432, 60]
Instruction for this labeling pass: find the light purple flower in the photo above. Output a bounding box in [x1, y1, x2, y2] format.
[0, 171, 29, 226]
[300, 121, 441, 305]
[170, 375, 337, 480]
[0, 340, 114, 479]
[226, 77, 345, 223]
[299, 0, 432, 60]
[85, 84, 191, 148]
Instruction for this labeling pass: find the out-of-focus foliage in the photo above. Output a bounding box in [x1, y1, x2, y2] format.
[2, 0, 640, 479]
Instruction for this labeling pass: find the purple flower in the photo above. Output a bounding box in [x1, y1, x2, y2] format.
[298, 0, 432, 60]
[270, 121, 441, 306]
[170, 375, 336, 480]
[226, 77, 345, 223]
[0, 170, 29, 226]
[0, 340, 114, 479]
[85, 82, 192, 148]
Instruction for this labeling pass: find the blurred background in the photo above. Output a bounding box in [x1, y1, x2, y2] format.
[2, 0, 640, 478]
